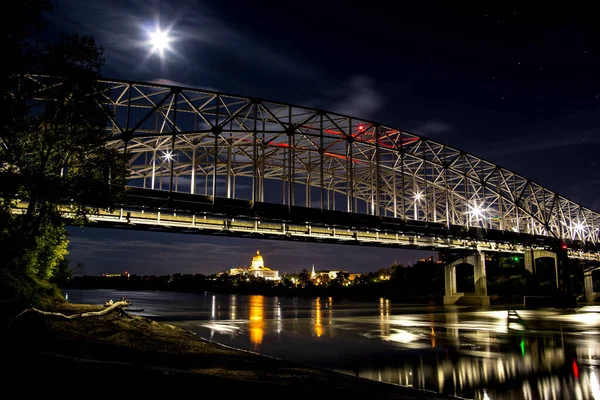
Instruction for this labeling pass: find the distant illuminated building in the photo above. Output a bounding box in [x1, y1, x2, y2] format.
[310, 264, 350, 282]
[102, 271, 130, 278]
[102, 273, 123, 278]
[229, 250, 279, 280]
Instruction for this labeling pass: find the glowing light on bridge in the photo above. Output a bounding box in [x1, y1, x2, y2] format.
[413, 192, 423, 220]
[468, 203, 487, 220]
[162, 150, 173, 162]
[470, 205, 484, 218]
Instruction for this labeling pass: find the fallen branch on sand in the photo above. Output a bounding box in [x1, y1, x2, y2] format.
[15, 298, 131, 320]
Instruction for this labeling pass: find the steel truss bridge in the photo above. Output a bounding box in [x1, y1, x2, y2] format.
[18, 75, 600, 261]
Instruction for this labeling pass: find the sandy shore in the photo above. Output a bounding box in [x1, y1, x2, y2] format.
[3, 303, 451, 399]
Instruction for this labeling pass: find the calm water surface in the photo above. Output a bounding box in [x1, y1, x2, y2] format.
[65, 289, 600, 399]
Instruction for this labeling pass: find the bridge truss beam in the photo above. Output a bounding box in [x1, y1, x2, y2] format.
[21, 75, 600, 250]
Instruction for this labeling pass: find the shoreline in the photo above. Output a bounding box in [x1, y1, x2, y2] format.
[63, 285, 527, 307]
[64, 284, 444, 303]
[4, 302, 452, 399]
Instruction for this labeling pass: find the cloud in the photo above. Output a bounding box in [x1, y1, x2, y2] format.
[481, 129, 600, 157]
[325, 76, 384, 119]
[149, 78, 197, 88]
[473, 107, 600, 158]
[411, 120, 452, 137]
[47, 0, 318, 82]
[47, 1, 391, 124]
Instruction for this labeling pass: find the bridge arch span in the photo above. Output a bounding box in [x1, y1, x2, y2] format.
[21, 75, 600, 246]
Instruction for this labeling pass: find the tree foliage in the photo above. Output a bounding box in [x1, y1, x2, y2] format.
[1, 33, 125, 215]
[0, 1, 126, 317]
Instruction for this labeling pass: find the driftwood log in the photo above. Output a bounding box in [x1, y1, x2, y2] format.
[15, 299, 131, 320]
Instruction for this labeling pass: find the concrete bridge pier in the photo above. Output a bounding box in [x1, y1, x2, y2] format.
[443, 252, 490, 306]
[523, 249, 559, 289]
[523, 247, 576, 293]
[584, 269, 600, 302]
[522, 247, 578, 308]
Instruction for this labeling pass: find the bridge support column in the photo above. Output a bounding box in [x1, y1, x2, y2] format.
[473, 252, 489, 300]
[556, 247, 572, 295]
[523, 246, 577, 308]
[524, 249, 534, 274]
[444, 264, 457, 302]
[584, 269, 600, 302]
[443, 252, 490, 306]
[523, 248, 559, 290]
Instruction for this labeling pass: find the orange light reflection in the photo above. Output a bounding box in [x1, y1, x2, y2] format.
[249, 295, 264, 349]
[314, 297, 323, 337]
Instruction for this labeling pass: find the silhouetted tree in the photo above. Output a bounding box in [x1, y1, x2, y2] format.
[0, 2, 126, 317]
[332, 271, 349, 286]
[298, 269, 312, 288]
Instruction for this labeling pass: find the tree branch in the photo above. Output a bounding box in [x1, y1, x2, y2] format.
[15, 299, 130, 320]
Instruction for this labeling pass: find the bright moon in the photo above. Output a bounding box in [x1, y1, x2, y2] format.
[149, 28, 171, 54]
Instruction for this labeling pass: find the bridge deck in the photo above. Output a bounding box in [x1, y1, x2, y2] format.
[13, 187, 600, 260]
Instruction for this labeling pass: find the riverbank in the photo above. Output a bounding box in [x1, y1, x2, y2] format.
[4, 302, 449, 399]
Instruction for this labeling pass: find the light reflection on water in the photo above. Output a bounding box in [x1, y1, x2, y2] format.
[65, 289, 600, 399]
[249, 295, 264, 348]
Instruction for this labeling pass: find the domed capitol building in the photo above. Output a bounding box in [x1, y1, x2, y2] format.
[229, 250, 279, 281]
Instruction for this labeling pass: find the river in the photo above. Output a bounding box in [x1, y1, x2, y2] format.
[65, 289, 600, 400]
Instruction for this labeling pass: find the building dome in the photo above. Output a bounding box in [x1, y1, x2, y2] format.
[228, 249, 278, 280]
[250, 250, 266, 270]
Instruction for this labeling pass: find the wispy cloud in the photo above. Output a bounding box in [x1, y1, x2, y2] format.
[47, 0, 318, 83]
[303, 75, 385, 120]
[480, 129, 600, 157]
[474, 106, 600, 158]
[411, 120, 453, 138]
[148, 78, 201, 88]
[47, 0, 391, 122]
[328, 76, 384, 118]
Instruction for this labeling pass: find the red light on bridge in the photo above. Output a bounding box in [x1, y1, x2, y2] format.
[560, 240, 568, 250]
[358, 125, 364, 132]
[572, 360, 579, 379]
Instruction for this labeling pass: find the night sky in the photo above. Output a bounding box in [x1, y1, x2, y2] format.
[45, 1, 600, 276]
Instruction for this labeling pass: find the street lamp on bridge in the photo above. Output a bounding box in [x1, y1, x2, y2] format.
[162, 150, 173, 162]
[413, 192, 422, 221]
[467, 203, 487, 227]
[573, 222, 587, 240]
